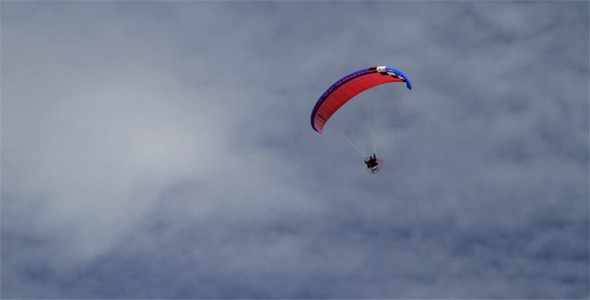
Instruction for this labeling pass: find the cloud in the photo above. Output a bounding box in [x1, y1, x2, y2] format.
[2, 1, 588, 299]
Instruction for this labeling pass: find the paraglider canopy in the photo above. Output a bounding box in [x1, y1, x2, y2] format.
[311, 66, 412, 134]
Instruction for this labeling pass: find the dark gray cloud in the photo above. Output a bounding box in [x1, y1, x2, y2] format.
[2, 1, 588, 299]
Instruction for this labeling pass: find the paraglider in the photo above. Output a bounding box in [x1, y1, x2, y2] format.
[364, 154, 384, 174]
[311, 66, 411, 173]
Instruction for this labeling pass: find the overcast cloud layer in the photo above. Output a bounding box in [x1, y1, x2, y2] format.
[2, 2, 589, 299]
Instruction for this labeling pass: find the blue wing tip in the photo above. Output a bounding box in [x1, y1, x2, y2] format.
[382, 66, 412, 90]
[405, 80, 412, 90]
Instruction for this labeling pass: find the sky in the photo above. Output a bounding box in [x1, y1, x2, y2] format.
[1, 1, 589, 299]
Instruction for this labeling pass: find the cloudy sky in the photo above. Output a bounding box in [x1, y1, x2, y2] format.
[2, 1, 589, 299]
